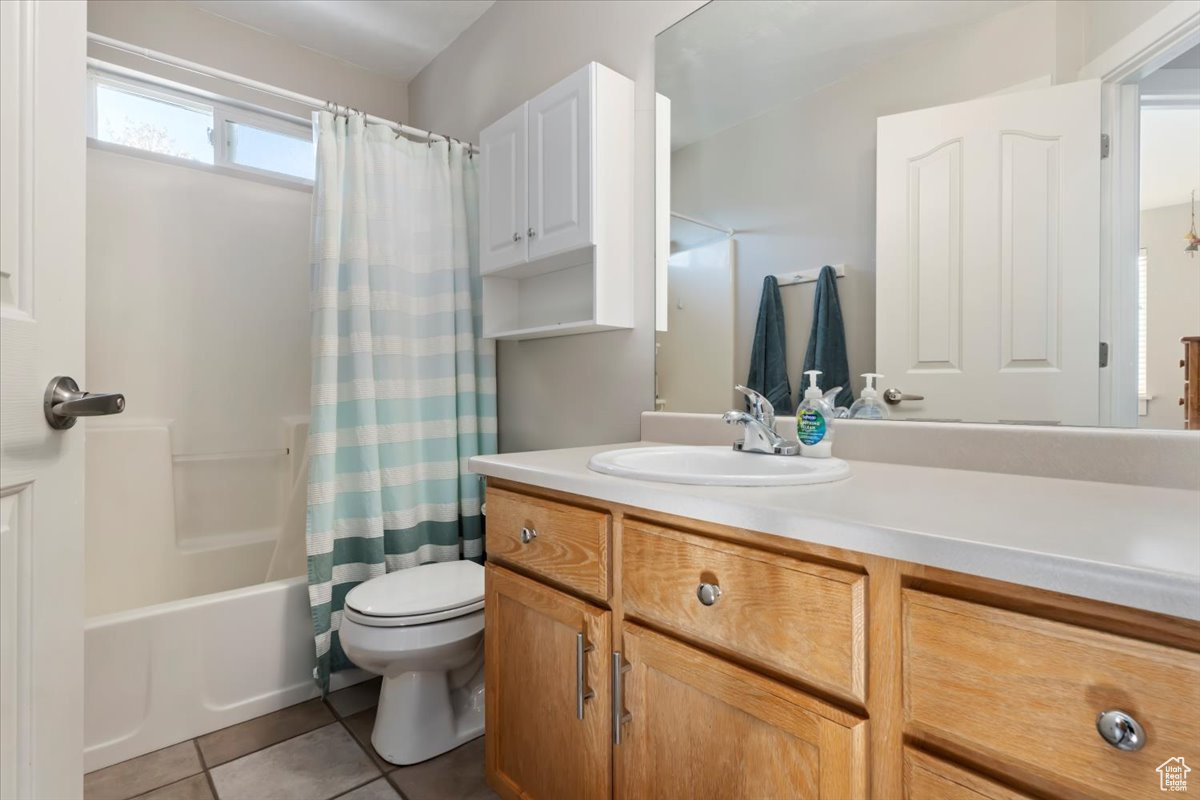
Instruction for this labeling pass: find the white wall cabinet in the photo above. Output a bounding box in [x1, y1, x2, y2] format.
[479, 62, 634, 340]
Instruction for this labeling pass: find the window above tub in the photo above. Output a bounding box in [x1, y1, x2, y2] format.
[88, 68, 315, 186]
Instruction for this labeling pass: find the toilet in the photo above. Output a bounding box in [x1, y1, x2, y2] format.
[338, 559, 485, 766]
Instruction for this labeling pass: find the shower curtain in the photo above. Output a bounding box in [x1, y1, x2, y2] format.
[306, 111, 496, 689]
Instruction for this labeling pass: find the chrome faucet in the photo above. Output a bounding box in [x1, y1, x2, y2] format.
[722, 386, 799, 455]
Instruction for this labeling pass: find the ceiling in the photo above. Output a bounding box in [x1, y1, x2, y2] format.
[184, 0, 494, 83]
[657, 0, 1027, 150]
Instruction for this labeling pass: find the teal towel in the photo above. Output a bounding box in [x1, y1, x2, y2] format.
[746, 275, 793, 415]
[802, 265, 853, 408]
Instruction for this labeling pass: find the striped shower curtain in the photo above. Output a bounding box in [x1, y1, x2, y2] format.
[306, 111, 496, 689]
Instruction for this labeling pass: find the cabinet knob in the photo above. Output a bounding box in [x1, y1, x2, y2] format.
[519, 527, 537, 544]
[1096, 709, 1146, 751]
[528, 227, 537, 238]
[696, 582, 722, 606]
[512, 232, 523, 242]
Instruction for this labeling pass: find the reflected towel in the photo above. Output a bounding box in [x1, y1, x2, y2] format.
[746, 275, 793, 415]
[802, 265, 853, 408]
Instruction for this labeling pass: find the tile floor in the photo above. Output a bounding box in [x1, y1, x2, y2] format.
[83, 678, 498, 800]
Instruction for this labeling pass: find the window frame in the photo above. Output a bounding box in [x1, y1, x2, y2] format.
[87, 66, 315, 189]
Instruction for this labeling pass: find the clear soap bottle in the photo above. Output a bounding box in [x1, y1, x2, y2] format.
[849, 373, 889, 420]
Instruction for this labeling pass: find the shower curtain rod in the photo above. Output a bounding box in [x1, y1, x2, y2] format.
[670, 211, 734, 237]
[88, 33, 479, 153]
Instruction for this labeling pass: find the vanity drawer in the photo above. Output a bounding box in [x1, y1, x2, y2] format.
[622, 519, 867, 701]
[903, 590, 1200, 799]
[485, 487, 610, 601]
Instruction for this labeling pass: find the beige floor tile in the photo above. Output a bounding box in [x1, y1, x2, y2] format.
[341, 708, 393, 772]
[197, 698, 335, 767]
[334, 778, 400, 800]
[85, 741, 203, 800]
[327, 678, 382, 718]
[209, 723, 379, 800]
[388, 737, 496, 800]
[131, 774, 215, 800]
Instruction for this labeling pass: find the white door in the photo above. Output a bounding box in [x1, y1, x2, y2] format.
[876, 80, 1101, 424]
[0, 2, 89, 797]
[527, 65, 592, 261]
[656, 240, 737, 412]
[479, 103, 527, 273]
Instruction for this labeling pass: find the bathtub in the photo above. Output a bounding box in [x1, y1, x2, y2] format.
[83, 421, 367, 772]
[84, 575, 368, 772]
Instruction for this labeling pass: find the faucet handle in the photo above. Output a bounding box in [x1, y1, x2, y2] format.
[734, 385, 775, 427]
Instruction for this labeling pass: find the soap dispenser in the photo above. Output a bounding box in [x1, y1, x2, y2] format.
[849, 373, 889, 420]
[797, 370, 834, 458]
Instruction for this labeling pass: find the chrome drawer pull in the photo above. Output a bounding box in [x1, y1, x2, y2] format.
[612, 651, 632, 745]
[519, 527, 537, 544]
[575, 632, 595, 721]
[1096, 709, 1146, 751]
[696, 582, 722, 606]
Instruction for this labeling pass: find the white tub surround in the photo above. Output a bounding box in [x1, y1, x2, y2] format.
[470, 442, 1200, 621]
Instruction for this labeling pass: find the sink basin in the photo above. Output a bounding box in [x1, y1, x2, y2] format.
[587, 445, 851, 487]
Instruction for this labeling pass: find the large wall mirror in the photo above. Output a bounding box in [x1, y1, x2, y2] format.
[655, 0, 1200, 429]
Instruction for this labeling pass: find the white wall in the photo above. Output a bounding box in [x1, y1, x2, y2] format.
[670, 1, 1070, 399]
[87, 0, 408, 122]
[1140, 202, 1200, 430]
[408, 0, 706, 452]
[1083, 0, 1174, 65]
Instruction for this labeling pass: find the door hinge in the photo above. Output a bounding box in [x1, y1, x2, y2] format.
[1099, 341, 1110, 368]
[1100, 134, 1110, 159]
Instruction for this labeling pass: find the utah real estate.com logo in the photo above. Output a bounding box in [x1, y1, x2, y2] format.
[1158, 757, 1191, 792]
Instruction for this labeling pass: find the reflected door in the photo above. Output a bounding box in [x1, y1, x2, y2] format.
[876, 80, 1101, 425]
[0, 1, 88, 797]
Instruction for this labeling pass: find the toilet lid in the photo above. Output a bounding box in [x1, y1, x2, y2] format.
[345, 560, 484, 618]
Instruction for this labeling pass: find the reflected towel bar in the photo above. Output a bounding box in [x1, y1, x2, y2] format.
[774, 263, 846, 287]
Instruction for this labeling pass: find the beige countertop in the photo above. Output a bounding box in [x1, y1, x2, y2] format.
[470, 442, 1200, 621]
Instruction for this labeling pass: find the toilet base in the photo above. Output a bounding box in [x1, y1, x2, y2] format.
[370, 668, 485, 766]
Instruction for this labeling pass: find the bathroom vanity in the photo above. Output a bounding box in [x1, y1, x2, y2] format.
[471, 442, 1200, 800]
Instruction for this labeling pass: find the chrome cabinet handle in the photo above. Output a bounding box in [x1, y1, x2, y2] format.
[44, 376, 125, 430]
[575, 632, 595, 721]
[527, 227, 536, 238]
[882, 388, 925, 405]
[696, 582, 722, 606]
[1096, 709, 1146, 751]
[612, 651, 632, 745]
[519, 527, 537, 544]
[512, 232, 523, 242]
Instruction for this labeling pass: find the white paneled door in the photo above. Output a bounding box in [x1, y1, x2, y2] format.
[0, 1, 88, 798]
[876, 80, 1101, 425]
[527, 65, 592, 261]
[479, 103, 528, 273]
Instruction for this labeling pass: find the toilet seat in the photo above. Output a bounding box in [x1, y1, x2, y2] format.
[344, 560, 484, 628]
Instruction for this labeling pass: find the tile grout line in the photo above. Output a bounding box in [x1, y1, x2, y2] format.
[194, 738, 221, 800]
[333, 711, 410, 800]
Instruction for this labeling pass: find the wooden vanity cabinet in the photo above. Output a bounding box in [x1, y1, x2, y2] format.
[484, 565, 611, 800]
[483, 481, 1200, 800]
[617, 623, 867, 799]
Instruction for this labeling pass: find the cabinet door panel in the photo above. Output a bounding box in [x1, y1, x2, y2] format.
[618, 624, 867, 800]
[480, 104, 527, 272]
[528, 66, 592, 260]
[485, 564, 610, 800]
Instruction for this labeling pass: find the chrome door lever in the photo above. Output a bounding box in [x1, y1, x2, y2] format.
[882, 388, 925, 405]
[44, 376, 125, 429]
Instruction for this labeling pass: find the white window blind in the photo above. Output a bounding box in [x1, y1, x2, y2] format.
[1138, 248, 1148, 398]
